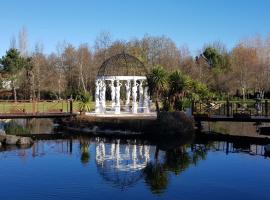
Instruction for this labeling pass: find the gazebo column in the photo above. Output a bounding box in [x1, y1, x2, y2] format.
[143, 86, 150, 113]
[95, 80, 100, 113]
[115, 79, 122, 114]
[132, 79, 139, 114]
[100, 80, 106, 113]
[109, 80, 115, 110]
[139, 80, 144, 112]
[125, 80, 131, 112]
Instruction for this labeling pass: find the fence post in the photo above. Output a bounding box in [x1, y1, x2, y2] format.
[70, 100, 73, 114]
[265, 100, 268, 116]
[32, 99, 36, 115]
[191, 100, 194, 115]
[226, 99, 230, 117]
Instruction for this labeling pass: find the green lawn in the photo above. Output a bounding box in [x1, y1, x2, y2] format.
[0, 101, 95, 114]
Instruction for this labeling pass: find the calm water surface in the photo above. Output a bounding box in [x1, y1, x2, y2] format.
[1, 119, 270, 200]
[1, 134, 270, 200]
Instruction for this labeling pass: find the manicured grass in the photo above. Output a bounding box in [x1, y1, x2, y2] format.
[0, 101, 95, 114]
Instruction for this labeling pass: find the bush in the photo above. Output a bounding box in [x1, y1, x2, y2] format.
[5, 121, 30, 135]
[77, 91, 92, 113]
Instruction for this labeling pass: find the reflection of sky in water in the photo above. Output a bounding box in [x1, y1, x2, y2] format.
[0, 137, 270, 200]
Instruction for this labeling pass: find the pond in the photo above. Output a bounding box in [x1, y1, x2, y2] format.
[1, 125, 270, 200]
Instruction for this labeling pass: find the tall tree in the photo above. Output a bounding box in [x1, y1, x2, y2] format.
[147, 66, 168, 113]
[0, 49, 27, 101]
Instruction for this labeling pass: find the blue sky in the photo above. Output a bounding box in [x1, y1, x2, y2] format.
[0, 0, 269, 56]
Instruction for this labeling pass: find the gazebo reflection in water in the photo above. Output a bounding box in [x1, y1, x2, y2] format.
[95, 137, 151, 189]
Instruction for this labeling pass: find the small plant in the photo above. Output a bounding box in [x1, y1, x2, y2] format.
[77, 91, 92, 113]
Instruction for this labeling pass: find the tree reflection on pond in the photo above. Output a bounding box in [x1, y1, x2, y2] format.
[80, 137, 91, 166]
[143, 143, 208, 194]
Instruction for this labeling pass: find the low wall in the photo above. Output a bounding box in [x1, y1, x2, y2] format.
[61, 111, 195, 137]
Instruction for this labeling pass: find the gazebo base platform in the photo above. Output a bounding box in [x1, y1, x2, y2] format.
[85, 111, 157, 119]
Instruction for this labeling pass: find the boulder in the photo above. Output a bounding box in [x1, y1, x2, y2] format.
[0, 135, 5, 142]
[0, 129, 6, 136]
[5, 135, 20, 145]
[17, 137, 33, 145]
[0, 129, 6, 142]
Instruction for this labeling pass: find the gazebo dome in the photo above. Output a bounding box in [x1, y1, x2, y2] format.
[97, 53, 147, 77]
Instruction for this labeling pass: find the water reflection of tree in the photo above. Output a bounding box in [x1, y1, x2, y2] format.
[163, 146, 191, 175]
[144, 144, 208, 194]
[79, 138, 91, 165]
[143, 162, 169, 194]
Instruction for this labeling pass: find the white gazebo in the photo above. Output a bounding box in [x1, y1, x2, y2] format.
[94, 53, 151, 114]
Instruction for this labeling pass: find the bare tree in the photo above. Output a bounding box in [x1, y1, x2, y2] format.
[9, 35, 16, 49]
[18, 26, 28, 57]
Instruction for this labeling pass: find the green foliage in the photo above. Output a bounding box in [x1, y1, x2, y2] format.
[167, 71, 186, 110]
[162, 98, 173, 112]
[0, 49, 24, 74]
[0, 48, 32, 75]
[148, 66, 214, 111]
[147, 66, 168, 96]
[147, 66, 168, 111]
[168, 71, 185, 96]
[203, 47, 227, 69]
[77, 91, 92, 113]
[4, 121, 31, 135]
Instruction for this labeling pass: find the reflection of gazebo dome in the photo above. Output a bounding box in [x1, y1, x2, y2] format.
[97, 53, 147, 77]
[94, 53, 152, 114]
[95, 138, 150, 189]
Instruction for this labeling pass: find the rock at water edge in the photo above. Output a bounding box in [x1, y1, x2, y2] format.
[17, 137, 33, 145]
[5, 135, 20, 145]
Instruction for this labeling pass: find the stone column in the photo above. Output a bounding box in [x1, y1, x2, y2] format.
[115, 80, 122, 114]
[143, 86, 150, 113]
[139, 80, 144, 112]
[132, 79, 139, 114]
[100, 80, 106, 113]
[109, 80, 115, 110]
[95, 80, 100, 113]
[125, 80, 131, 112]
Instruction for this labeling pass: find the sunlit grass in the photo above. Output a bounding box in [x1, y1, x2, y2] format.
[0, 101, 95, 113]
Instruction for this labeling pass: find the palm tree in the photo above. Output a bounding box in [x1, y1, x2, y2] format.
[147, 66, 167, 114]
[168, 71, 185, 110]
[77, 91, 92, 114]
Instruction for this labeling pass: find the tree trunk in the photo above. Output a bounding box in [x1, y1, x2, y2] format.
[12, 80, 17, 102]
[155, 91, 160, 115]
[37, 65, 41, 100]
[80, 63, 86, 92]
